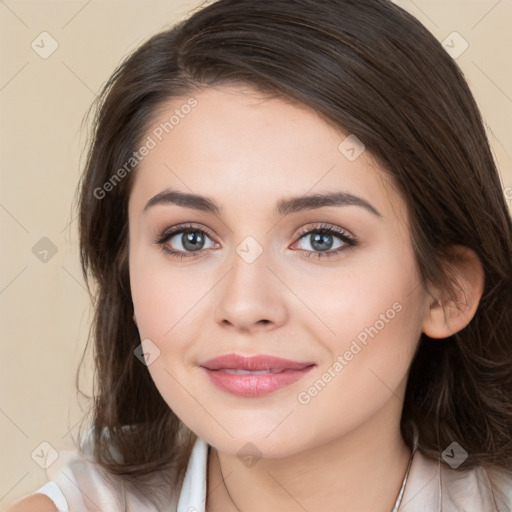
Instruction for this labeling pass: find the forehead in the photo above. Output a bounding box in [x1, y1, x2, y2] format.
[128, 85, 402, 221]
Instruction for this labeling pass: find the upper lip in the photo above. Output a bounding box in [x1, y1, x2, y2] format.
[200, 354, 315, 371]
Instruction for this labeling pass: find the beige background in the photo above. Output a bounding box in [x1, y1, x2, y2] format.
[1, 0, 511, 507]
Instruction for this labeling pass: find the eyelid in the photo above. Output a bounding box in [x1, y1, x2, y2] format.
[153, 222, 216, 244]
[294, 223, 355, 242]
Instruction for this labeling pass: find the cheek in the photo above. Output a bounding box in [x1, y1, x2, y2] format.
[299, 242, 423, 354]
[129, 250, 208, 422]
[296, 245, 424, 417]
[292, 265, 423, 442]
[129, 245, 211, 339]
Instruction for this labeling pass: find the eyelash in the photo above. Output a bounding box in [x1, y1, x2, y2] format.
[154, 222, 359, 260]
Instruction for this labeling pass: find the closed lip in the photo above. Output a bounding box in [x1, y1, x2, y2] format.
[199, 353, 316, 372]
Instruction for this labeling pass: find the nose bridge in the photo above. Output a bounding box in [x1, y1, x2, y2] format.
[227, 233, 272, 296]
[214, 232, 287, 330]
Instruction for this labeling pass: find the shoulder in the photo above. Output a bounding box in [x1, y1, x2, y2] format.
[439, 457, 512, 511]
[475, 463, 512, 511]
[6, 449, 165, 512]
[402, 448, 512, 511]
[47, 449, 168, 511]
[6, 428, 200, 512]
[6, 493, 58, 512]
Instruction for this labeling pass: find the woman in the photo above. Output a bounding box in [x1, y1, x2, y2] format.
[9, 0, 512, 510]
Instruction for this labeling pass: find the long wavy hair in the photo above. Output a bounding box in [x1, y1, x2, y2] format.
[76, 0, 512, 507]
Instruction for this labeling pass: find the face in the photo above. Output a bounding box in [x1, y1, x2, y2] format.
[128, 84, 429, 458]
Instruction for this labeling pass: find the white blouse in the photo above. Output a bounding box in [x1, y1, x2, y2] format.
[19, 435, 512, 511]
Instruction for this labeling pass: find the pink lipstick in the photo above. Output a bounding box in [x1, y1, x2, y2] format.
[199, 354, 315, 397]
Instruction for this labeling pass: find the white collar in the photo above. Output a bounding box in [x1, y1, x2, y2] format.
[176, 436, 209, 512]
[175, 436, 512, 512]
[174, 437, 413, 512]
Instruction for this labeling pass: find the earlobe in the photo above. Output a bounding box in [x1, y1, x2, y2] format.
[422, 246, 485, 339]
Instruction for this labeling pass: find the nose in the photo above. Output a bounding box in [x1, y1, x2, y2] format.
[213, 240, 288, 333]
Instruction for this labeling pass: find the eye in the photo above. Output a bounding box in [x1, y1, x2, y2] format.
[291, 223, 358, 259]
[154, 222, 358, 260]
[154, 223, 218, 259]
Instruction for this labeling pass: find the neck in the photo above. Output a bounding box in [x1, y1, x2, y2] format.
[206, 396, 412, 512]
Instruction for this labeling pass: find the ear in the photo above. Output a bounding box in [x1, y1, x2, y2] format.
[422, 246, 485, 339]
[133, 313, 138, 327]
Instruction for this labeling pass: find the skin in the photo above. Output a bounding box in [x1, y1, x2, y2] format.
[7, 494, 58, 512]
[128, 85, 484, 512]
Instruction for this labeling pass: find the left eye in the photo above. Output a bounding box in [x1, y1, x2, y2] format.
[291, 224, 357, 259]
[295, 230, 345, 252]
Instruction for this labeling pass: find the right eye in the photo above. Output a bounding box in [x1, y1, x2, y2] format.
[155, 223, 218, 259]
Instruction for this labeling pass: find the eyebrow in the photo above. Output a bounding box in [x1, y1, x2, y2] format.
[143, 187, 382, 217]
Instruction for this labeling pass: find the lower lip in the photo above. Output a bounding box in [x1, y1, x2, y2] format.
[201, 366, 315, 397]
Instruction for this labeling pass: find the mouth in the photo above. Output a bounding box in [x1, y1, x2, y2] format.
[200, 353, 315, 372]
[217, 368, 297, 375]
[199, 353, 316, 397]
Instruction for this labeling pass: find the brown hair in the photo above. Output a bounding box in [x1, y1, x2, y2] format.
[76, 0, 512, 506]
